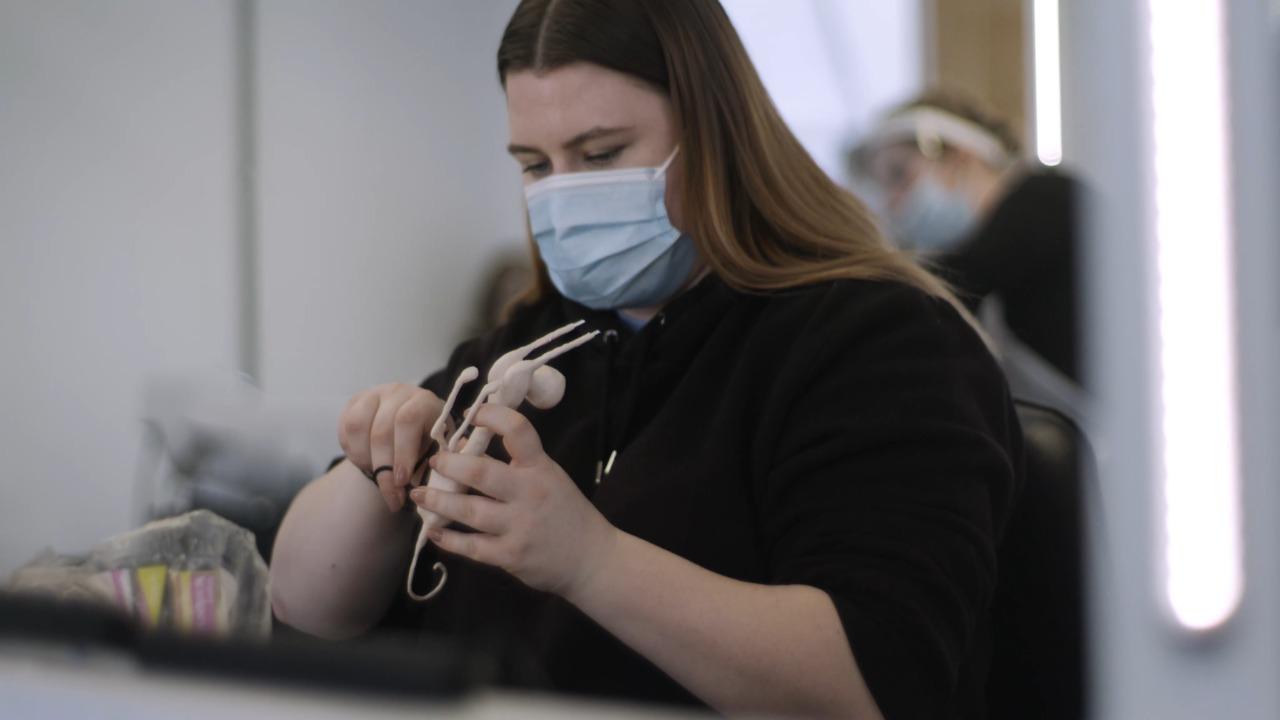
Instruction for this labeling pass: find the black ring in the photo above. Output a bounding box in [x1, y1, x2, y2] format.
[369, 465, 394, 484]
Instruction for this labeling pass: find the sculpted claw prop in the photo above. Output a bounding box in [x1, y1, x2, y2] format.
[406, 320, 599, 601]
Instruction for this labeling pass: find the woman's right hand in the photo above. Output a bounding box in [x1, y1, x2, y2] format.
[338, 383, 444, 513]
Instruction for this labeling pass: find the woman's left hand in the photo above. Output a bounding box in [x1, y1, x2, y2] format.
[409, 403, 619, 599]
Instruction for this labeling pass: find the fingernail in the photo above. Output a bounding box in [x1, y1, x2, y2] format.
[427, 529, 443, 542]
[410, 487, 427, 503]
[429, 455, 439, 469]
[395, 466, 407, 485]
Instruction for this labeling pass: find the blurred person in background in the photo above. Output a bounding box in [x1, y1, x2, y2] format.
[851, 89, 1082, 383]
[270, 1, 1023, 718]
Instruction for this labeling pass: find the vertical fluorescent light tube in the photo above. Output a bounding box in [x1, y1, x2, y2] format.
[1148, 0, 1242, 632]
[1032, 0, 1062, 166]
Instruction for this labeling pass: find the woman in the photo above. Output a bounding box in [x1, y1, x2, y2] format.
[851, 89, 1081, 382]
[270, 2, 1022, 718]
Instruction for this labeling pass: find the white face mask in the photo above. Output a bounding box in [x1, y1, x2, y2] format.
[524, 147, 698, 310]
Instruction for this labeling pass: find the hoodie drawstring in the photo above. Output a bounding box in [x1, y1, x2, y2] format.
[594, 315, 661, 486]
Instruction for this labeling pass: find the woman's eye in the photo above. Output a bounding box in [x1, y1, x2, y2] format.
[584, 146, 624, 167]
[522, 160, 551, 177]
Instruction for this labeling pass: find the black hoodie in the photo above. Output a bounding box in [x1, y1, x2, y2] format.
[381, 274, 1023, 719]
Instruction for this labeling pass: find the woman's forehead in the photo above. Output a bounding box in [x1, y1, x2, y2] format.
[505, 63, 670, 150]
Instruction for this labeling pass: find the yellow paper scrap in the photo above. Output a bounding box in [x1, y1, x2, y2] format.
[169, 569, 194, 632]
[135, 564, 168, 627]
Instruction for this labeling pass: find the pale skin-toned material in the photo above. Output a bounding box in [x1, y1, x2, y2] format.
[404, 320, 599, 601]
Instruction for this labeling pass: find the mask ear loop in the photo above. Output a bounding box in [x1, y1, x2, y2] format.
[655, 145, 680, 179]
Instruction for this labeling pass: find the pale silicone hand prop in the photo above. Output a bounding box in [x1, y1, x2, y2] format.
[406, 320, 599, 601]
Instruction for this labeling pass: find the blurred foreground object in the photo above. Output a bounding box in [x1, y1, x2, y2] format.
[138, 372, 342, 561]
[7, 510, 270, 639]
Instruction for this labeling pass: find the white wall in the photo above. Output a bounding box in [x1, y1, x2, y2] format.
[0, 1, 240, 574]
[722, 0, 924, 183]
[255, 0, 524, 399]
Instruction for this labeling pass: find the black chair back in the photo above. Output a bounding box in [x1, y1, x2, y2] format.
[987, 400, 1091, 719]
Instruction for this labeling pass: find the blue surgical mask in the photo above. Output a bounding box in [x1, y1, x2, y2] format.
[525, 148, 698, 310]
[891, 174, 978, 253]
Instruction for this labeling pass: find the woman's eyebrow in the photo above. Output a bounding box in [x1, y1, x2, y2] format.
[507, 125, 635, 156]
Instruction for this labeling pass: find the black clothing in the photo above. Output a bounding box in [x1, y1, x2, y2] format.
[935, 169, 1080, 381]
[382, 276, 1024, 719]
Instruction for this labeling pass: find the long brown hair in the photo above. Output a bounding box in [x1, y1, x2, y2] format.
[497, 0, 956, 306]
